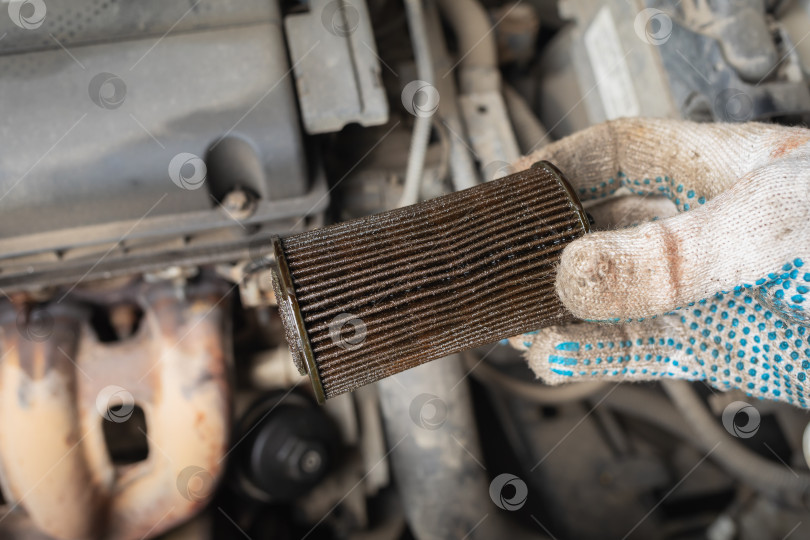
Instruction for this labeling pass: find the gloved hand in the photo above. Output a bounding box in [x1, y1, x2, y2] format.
[508, 118, 810, 406]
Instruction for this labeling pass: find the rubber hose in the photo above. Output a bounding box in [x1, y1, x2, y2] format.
[594, 385, 704, 442]
[503, 84, 550, 154]
[399, 0, 435, 208]
[435, 0, 497, 70]
[461, 352, 608, 404]
[662, 380, 810, 503]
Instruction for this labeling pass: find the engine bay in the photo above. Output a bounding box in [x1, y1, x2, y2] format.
[1, 0, 810, 539]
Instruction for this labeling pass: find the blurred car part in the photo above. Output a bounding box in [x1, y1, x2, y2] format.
[0, 281, 230, 540]
[0, 0, 325, 293]
[285, 0, 389, 134]
[536, 0, 810, 138]
[230, 390, 341, 502]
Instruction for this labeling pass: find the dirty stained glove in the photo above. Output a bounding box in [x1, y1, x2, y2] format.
[507, 118, 810, 406]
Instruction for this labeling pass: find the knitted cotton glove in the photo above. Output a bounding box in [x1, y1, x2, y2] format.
[508, 118, 810, 406]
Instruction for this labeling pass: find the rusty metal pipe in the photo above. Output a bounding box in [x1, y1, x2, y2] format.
[0, 305, 104, 540]
[95, 287, 231, 539]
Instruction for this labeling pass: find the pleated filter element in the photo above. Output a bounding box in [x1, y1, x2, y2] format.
[272, 161, 590, 403]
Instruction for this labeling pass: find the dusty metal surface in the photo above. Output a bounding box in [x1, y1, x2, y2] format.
[0, 0, 328, 293]
[274, 162, 590, 400]
[0, 282, 231, 540]
[285, 0, 389, 134]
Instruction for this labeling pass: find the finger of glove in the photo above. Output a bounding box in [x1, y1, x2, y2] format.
[514, 118, 810, 205]
[588, 194, 678, 229]
[557, 158, 810, 320]
[509, 318, 701, 385]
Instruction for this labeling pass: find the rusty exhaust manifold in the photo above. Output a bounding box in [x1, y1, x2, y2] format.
[0, 283, 230, 540]
[272, 162, 590, 403]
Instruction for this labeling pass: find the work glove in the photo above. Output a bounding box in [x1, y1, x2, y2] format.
[508, 118, 810, 406]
